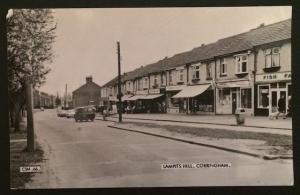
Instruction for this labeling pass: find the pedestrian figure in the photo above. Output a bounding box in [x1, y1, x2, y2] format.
[277, 94, 286, 119]
[286, 96, 292, 117]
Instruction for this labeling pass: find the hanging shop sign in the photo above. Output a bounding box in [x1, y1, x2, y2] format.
[256, 72, 291, 83]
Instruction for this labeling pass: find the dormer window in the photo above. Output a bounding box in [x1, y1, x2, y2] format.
[235, 54, 248, 74]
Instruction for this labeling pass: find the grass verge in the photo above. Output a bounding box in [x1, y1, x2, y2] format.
[10, 142, 44, 189]
[10, 131, 44, 189]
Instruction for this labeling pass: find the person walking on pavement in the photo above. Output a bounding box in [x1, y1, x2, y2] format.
[277, 94, 286, 119]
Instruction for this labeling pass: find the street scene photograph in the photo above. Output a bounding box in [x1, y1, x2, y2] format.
[7, 7, 293, 188]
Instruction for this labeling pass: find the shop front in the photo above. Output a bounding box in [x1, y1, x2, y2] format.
[121, 94, 134, 113]
[125, 89, 165, 113]
[108, 96, 118, 114]
[166, 85, 186, 114]
[216, 80, 253, 115]
[171, 84, 213, 114]
[255, 72, 291, 116]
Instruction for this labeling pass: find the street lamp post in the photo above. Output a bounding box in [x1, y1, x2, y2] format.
[117, 42, 122, 122]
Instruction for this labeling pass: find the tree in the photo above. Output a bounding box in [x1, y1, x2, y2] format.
[55, 95, 61, 106]
[7, 9, 56, 131]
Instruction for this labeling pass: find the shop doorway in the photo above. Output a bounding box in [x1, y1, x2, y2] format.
[231, 90, 240, 114]
[270, 89, 287, 114]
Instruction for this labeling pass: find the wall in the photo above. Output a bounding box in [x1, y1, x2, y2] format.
[188, 61, 215, 85]
[73, 84, 101, 107]
[216, 52, 255, 82]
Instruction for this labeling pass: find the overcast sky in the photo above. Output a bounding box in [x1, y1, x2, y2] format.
[39, 6, 291, 96]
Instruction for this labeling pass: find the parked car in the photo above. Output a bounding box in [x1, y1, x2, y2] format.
[74, 106, 96, 122]
[57, 109, 67, 117]
[66, 109, 75, 118]
[40, 107, 44, 111]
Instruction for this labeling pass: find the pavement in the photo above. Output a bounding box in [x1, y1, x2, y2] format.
[96, 113, 292, 160]
[22, 110, 293, 187]
[97, 114, 292, 136]
[103, 113, 292, 130]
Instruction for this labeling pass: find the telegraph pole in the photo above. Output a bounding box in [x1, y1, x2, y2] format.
[26, 80, 35, 152]
[117, 42, 122, 122]
[65, 84, 67, 108]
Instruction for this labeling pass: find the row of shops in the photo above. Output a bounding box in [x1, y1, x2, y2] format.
[101, 71, 291, 116]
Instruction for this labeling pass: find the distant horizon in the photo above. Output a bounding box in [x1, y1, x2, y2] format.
[36, 7, 291, 96]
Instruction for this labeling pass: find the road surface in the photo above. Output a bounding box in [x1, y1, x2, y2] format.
[25, 109, 293, 188]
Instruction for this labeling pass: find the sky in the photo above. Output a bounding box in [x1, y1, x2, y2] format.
[38, 6, 292, 96]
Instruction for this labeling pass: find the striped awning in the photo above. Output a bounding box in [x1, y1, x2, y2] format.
[172, 84, 210, 98]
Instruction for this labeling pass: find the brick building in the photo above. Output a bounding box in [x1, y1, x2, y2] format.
[72, 76, 101, 108]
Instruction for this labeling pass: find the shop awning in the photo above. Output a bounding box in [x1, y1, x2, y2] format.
[139, 94, 164, 100]
[121, 95, 134, 102]
[172, 84, 211, 98]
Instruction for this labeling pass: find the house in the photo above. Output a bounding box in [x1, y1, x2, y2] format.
[72, 76, 101, 108]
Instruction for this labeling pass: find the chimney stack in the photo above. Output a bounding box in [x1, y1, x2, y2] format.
[86, 76, 93, 83]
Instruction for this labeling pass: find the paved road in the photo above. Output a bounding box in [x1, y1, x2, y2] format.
[26, 110, 293, 188]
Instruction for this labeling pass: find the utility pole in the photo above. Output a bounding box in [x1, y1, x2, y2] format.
[117, 42, 122, 122]
[26, 80, 35, 152]
[65, 84, 67, 108]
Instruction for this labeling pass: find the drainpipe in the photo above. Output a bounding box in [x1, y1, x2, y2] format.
[165, 70, 168, 113]
[186, 64, 190, 84]
[253, 48, 257, 116]
[148, 73, 151, 90]
[214, 57, 217, 115]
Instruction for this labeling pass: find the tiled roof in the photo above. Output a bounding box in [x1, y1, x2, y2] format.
[73, 81, 101, 93]
[103, 18, 291, 87]
[245, 18, 291, 46]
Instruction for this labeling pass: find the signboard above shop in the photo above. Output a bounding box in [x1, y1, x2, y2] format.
[148, 88, 160, 94]
[136, 90, 148, 95]
[108, 96, 118, 102]
[166, 85, 186, 91]
[256, 72, 291, 83]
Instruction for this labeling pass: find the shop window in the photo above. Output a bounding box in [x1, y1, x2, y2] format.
[270, 83, 277, 88]
[265, 47, 280, 68]
[206, 63, 212, 79]
[288, 84, 292, 96]
[219, 88, 230, 105]
[258, 85, 269, 108]
[279, 82, 286, 88]
[220, 58, 227, 76]
[241, 88, 252, 108]
[235, 55, 248, 74]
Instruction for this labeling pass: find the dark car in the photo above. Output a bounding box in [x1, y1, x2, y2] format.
[74, 106, 96, 122]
